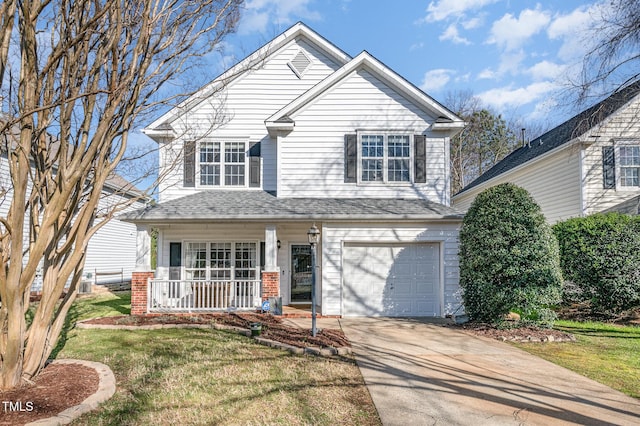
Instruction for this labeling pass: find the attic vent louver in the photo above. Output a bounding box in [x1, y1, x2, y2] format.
[288, 50, 311, 78]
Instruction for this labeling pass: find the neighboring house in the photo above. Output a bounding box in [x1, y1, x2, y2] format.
[453, 82, 640, 223]
[123, 22, 465, 317]
[0, 151, 147, 290]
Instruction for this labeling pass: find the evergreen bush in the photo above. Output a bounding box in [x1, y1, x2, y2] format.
[459, 183, 563, 326]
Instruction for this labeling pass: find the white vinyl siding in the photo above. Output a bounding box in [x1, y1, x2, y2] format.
[277, 70, 447, 201]
[157, 39, 342, 203]
[453, 146, 583, 224]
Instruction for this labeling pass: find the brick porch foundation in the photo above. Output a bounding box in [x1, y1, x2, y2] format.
[261, 271, 280, 301]
[131, 271, 154, 315]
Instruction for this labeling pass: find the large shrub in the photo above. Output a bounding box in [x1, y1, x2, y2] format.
[553, 213, 640, 313]
[459, 183, 563, 326]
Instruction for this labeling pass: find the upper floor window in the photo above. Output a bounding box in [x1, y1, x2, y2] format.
[199, 141, 246, 187]
[360, 133, 411, 183]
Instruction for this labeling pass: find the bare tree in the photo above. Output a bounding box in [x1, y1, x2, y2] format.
[0, 0, 243, 390]
[445, 91, 519, 195]
[574, 0, 640, 104]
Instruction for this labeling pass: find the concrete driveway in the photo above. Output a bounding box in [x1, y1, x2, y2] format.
[339, 317, 640, 426]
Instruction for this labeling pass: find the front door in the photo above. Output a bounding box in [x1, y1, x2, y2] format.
[290, 245, 312, 303]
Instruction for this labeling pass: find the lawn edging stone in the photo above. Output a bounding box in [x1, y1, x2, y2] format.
[26, 359, 115, 426]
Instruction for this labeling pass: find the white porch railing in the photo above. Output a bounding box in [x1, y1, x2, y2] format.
[148, 279, 261, 312]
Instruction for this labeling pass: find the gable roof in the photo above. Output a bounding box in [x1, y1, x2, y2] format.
[143, 22, 352, 140]
[265, 50, 464, 134]
[121, 190, 463, 222]
[455, 81, 640, 196]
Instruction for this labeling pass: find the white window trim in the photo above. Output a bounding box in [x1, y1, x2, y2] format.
[182, 240, 260, 281]
[615, 142, 640, 190]
[356, 131, 413, 185]
[195, 139, 249, 188]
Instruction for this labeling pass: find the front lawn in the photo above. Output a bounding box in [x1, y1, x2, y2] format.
[55, 292, 380, 425]
[514, 320, 640, 399]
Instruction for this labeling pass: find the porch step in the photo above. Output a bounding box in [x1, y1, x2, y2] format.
[280, 306, 340, 319]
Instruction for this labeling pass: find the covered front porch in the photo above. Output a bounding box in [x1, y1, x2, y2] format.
[131, 221, 322, 315]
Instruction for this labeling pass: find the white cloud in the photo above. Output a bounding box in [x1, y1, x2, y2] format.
[425, 0, 499, 22]
[409, 42, 425, 51]
[477, 68, 496, 80]
[526, 60, 566, 81]
[439, 24, 471, 45]
[478, 81, 557, 109]
[477, 50, 526, 80]
[487, 7, 551, 51]
[462, 15, 484, 30]
[547, 4, 601, 61]
[238, 0, 322, 35]
[420, 69, 456, 92]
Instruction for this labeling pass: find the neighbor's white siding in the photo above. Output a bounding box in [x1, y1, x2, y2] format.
[321, 222, 461, 317]
[0, 155, 144, 287]
[582, 96, 640, 214]
[453, 146, 583, 224]
[83, 191, 146, 283]
[158, 38, 343, 203]
[277, 69, 448, 202]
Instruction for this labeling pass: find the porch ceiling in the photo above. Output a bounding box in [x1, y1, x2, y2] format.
[120, 190, 463, 223]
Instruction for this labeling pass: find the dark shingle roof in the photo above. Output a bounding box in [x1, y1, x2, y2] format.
[456, 81, 640, 196]
[121, 190, 463, 222]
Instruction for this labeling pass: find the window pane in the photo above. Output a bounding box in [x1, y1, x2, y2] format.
[225, 165, 246, 186]
[185, 242, 207, 280]
[388, 135, 410, 157]
[225, 142, 245, 163]
[620, 167, 640, 187]
[210, 243, 231, 279]
[362, 159, 383, 181]
[200, 165, 220, 186]
[620, 146, 640, 166]
[388, 159, 410, 182]
[200, 142, 220, 164]
[362, 135, 384, 157]
[235, 243, 257, 279]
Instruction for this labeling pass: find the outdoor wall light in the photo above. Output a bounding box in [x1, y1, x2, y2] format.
[277, 239, 281, 250]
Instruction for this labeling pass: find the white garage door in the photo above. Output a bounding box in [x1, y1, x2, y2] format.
[342, 243, 440, 317]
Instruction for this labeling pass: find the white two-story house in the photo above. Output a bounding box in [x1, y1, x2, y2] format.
[124, 22, 465, 317]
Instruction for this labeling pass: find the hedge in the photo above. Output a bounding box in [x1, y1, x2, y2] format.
[553, 213, 640, 313]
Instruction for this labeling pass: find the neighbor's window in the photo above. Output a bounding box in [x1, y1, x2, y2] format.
[360, 133, 411, 183]
[619, 145, 640, 187]
[199, 141, 246, 186]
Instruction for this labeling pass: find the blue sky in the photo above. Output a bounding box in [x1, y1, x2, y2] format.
[211, 0, 610, 127]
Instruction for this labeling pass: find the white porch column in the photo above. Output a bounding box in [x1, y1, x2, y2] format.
[264, 225, 279, 272]
[135, 224, 152, 271]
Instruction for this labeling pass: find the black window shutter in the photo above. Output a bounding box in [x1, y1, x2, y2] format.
[249, 142, 261, 188]
[414, 135, 427, 183]
[184, 140, 196, 187]
[602, 146, 616, 189]
[344, 134, 357, 183]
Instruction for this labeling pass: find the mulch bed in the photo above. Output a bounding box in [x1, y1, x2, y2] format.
[83, 312, 351, 349]
[454, 322, 576, 342]
[0, 363, 99, 426]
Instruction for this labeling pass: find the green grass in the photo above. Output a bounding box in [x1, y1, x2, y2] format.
[515, 320, 640, 399]
[53, 292, 380, 425]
